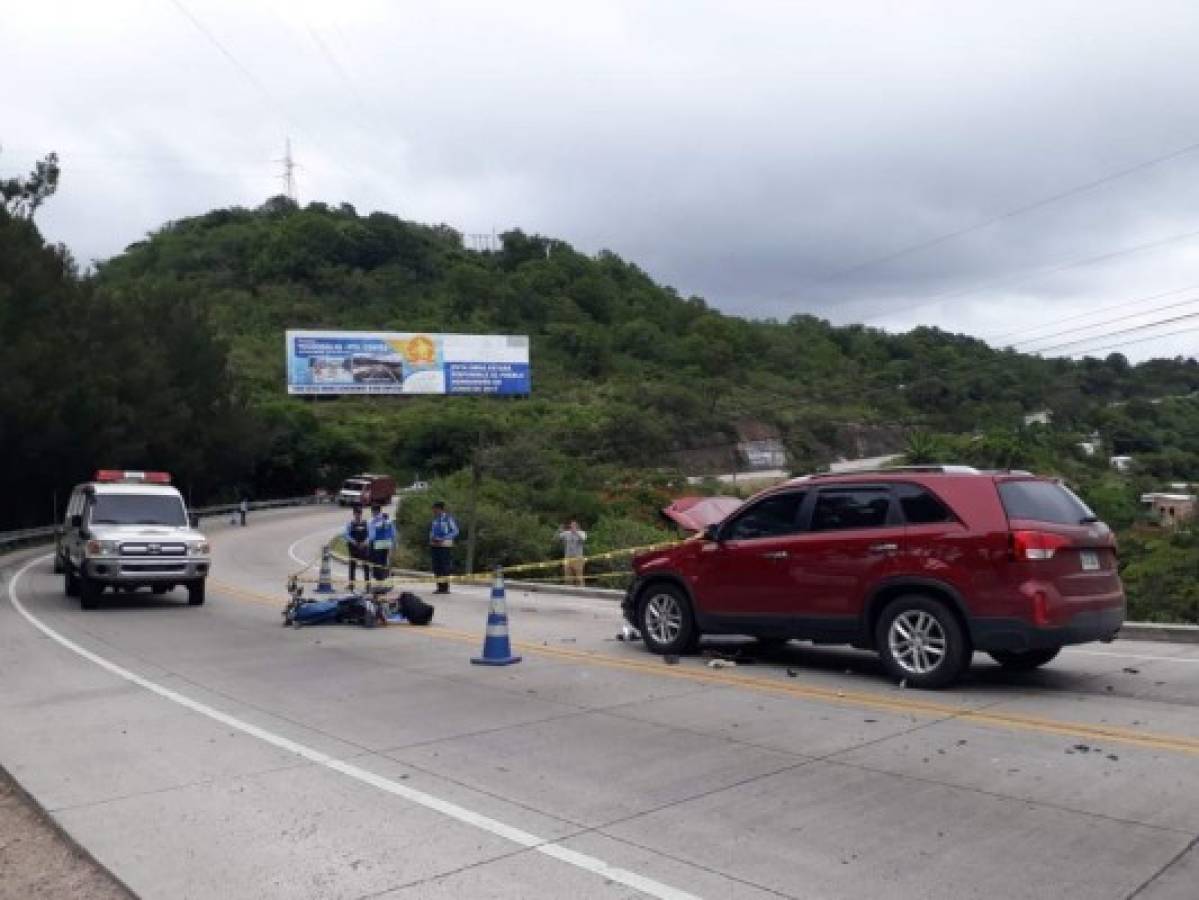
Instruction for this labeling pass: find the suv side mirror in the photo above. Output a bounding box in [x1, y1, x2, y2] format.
[70, 514, 82, 529]
[703, 523, 720, 542]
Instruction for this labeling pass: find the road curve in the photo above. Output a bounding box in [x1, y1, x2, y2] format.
[3, 507, 1198, 899]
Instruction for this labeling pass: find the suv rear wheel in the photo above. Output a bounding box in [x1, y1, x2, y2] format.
[876, 595, 970, 689]
[989, 648, 1060, 670]
[637, 584, 698, 655]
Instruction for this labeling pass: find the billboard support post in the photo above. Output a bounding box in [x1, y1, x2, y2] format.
[465, 432, 483, 576]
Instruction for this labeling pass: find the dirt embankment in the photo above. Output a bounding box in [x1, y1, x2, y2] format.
[0, 766, 133, 900]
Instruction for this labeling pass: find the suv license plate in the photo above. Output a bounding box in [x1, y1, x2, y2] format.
[1080, 550, 1100, 571]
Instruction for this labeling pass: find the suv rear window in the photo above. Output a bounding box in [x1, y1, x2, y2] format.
[811, 488, 891, 531]
[998, 480, 1095, 526]
[895, 484, 955, 525]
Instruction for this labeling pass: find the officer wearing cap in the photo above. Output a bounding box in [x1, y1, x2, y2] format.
[344, 504, 372, 588]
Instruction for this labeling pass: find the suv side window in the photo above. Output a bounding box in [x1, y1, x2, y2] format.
[895, 483, 955, 525]
[811, 488, 892, 531]
[722, 492, 806, 541]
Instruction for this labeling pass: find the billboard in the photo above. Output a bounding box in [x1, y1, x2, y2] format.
[285, 330, 530, 396]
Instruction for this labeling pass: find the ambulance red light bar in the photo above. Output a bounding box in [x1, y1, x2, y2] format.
[94, 470, 171, 484]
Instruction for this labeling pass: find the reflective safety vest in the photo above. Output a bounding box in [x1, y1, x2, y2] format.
[373, 518, 396, 551]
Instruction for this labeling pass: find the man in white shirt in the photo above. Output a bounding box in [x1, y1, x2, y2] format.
[557, 520, 587, 587]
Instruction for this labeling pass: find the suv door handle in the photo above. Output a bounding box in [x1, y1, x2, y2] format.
[869, 542, 899, 553]
[760, 551, 789, 560]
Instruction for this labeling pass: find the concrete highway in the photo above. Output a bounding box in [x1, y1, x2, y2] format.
[2, 506, 1198, 899]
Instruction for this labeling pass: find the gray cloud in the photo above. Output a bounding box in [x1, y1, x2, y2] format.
[6, 0, 1199, 360]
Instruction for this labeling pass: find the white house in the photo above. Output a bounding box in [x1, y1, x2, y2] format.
[1110, 455, 1134, 473]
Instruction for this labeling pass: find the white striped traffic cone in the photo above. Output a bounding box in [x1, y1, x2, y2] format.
[315, 544, 335, 594]
[471, 567, 521, 666]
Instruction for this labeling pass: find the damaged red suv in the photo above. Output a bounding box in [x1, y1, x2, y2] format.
[623, 467, 1125, 688]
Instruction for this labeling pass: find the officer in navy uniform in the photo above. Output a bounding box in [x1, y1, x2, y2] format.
[344, 505, 372, 588]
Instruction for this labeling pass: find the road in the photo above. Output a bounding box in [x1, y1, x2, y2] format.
[2, 506, 1198, 899]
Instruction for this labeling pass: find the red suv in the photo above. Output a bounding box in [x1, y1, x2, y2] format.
[623, 467, 1125, 688]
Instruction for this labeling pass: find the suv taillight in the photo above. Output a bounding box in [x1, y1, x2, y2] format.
[1011, 530, 1071, 561]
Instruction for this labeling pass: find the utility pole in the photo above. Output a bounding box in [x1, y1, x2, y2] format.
[276, 137, 297, 202]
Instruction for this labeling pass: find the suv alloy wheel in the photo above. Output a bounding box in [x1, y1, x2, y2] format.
[876, 595, 970, 689]
[638, 584, 698, 655]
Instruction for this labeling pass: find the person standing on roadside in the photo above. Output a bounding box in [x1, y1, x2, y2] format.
[557, 519, 588, 587]
[429, 501, 459, 594]
[344, 505, 372, 589]
[239, 496, 249, 527]
[371, 509, 396, 582]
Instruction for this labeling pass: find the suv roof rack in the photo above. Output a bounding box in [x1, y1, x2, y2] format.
[804, 464, 981, 479]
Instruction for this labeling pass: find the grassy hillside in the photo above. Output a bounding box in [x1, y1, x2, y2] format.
[5, 186, 1199, 619]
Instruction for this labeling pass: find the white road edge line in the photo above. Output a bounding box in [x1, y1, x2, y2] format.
[7, 556, 700, 900]
[287, 526, 338, 567]
[1065, 648, 1199, 664]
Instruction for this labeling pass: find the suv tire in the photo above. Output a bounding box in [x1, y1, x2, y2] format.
[79, 577, 101, 610]
[989, 648, 1060, 670]
[64, 568, 80, 598]
[876, 595, 970, 689]
[637, 583, 699, 656]
[187, 580, 206, 606]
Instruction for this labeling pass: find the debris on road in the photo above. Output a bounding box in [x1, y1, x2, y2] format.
[786, 669, 798, 678]
[707, 658, 736, 669]
[1123, 667, 1139, 674]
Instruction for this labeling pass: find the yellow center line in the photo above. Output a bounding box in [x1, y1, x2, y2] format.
[210, 579, 1199, 757]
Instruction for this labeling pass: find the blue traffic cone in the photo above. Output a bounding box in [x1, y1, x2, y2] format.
[471, 567, 522, 666]
[315, 545, 335, 594]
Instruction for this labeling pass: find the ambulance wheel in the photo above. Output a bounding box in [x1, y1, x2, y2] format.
[187, 580, 206, 606]
[79, 577, 101, 610]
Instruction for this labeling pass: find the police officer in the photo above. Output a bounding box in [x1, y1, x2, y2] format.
[429, 501, 459, 594]
[370, 508, 396, 582]
[344, 505, 372, 588]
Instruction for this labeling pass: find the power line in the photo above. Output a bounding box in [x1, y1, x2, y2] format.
[1056, 324, 1199, 358]
[168, 0, 282, 109]
[1030, 310, 1199, 355]
[804, 135, 1199, 293]
[1015, 295, 1199, 350]
[985, 282, 1199, 343]
[858, 223, 1199, 324]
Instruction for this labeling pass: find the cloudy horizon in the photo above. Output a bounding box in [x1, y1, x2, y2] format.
[7, 0, 1199, 360]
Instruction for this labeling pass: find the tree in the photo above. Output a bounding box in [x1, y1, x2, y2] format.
[1, 150, 60, 219]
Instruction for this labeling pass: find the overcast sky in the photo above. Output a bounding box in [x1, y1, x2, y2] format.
[6, 0, 1199, 361]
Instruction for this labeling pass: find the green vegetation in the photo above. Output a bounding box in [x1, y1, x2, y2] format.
[3, 149, 1199, 619]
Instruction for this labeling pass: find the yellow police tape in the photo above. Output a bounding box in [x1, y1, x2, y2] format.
[291, 538, 685, 591]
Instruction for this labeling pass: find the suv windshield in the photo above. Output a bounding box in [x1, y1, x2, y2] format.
[89, 494, 187, 526]
[998, 480, 1096, 526]
[342, 480, 367, 490]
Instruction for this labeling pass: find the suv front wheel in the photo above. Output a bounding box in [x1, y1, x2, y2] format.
[637, 584, 699, 656]
[876, 595, 970, 689]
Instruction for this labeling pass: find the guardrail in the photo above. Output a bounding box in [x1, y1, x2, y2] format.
[0, 495, 334, 550]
